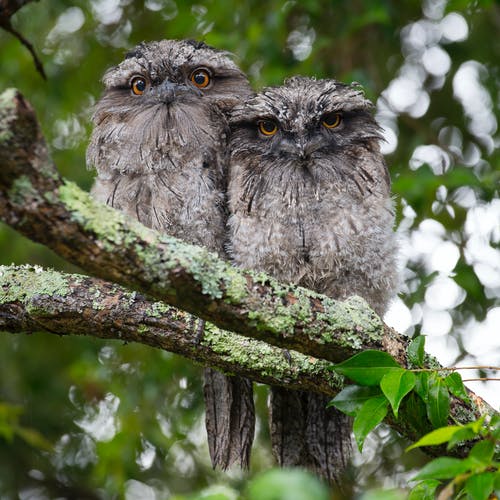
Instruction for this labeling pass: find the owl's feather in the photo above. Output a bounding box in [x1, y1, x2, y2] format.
[87, 39, 255, 470]
[228, 76, 399, 484]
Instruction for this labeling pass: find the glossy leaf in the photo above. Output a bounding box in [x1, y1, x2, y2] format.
[445, 372, 470, 404]
[426, 374, 450, 428]
[406, 425, 464, 451]
[465, 472, 495, 500]
[414, 372, 430, 402]
[468, 439, 495, 468]
[412, 457, 472, 481]
[380, 368, 415, 417]
[332, 350, 400, 386]
[407, 336, 425, 367]
[353, 396, 389, 451]
[408, 479, 441, 500]
[328, 385, 382, 416]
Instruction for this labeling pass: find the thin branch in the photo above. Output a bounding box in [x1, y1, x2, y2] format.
[0, 0, 46, 80]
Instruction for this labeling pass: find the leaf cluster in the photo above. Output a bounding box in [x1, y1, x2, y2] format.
[330, 336, 499, 499]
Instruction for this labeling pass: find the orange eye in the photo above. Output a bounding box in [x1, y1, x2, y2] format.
[322, 113, 342, 129]
[258, 120, 278, 136]
[190, 68, 211, 88]
[131, 76, 147, 95]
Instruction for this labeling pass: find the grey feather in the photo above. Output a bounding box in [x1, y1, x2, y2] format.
[228, 76, 399, 483]
[87, 39, 255, 470]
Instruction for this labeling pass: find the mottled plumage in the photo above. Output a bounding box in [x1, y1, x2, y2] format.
[228, 77, 399, 483]
[86, 39, 254, 470]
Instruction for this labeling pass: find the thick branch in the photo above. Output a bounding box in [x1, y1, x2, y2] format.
[0, 265, 340, 395]
[0, 88, 401, 365]
[0, 265, 493, 452]
[0, 89, 496, 451]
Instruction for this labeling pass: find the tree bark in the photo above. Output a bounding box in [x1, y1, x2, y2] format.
[0, 264, 341, 394]
[0, 89, 403, 365]
[0, 88, 496, 452]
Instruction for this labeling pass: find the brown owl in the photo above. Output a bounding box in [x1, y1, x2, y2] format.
[227, 77, 399, 483]
[86, 39, 255, 470]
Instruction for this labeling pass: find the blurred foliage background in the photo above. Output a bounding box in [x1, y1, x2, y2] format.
[1, 0, 499, 498]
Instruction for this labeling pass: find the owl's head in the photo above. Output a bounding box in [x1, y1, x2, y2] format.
[229, 76, 389, 199]
[95, 39, 250, 116]
[230, 76, 383, 160]
[88, 39, 251, 174]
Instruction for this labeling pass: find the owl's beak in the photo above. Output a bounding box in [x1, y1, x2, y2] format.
[152, 81, 198, 104]
[281, 137, 321, 160]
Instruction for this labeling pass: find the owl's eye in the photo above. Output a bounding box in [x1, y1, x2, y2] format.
[131, 76, 147, 95]
[190, 68, 211, 89]
[258, 120, 278, 136]
[322, 113, 342, 129]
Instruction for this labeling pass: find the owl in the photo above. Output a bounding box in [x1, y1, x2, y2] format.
[227, 77, 399, 483]
[86, 39, 255, 470]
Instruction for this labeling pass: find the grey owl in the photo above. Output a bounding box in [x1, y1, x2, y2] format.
[227, 77, 399, 484]
[86, 39, 255, 470]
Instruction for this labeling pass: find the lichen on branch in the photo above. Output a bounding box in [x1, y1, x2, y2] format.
[0, 87, 400, 365]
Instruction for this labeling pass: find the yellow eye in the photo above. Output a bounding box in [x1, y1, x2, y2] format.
[258, 120, 278, 136]
[322, 113, 342, 129]
[190, 68, 211, 88]
[131, 76, 147, 95]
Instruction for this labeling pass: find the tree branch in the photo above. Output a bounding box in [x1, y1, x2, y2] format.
[0, 0, 46, 80]
[0, 88, 402, 365]
[0, 264, 340, 395]
[0, 88, 496, 450]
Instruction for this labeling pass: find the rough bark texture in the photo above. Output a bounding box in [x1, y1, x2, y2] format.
[0, 89, 402, 365]
[0, 88, 497, 455]
[0, 265, 341, 394]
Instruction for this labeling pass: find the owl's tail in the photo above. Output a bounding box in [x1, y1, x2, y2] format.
[269, 387, 353, 487]
[204, 368, 255, 469]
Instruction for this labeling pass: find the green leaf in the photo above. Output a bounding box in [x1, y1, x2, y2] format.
[404, 392, 432, 435]
[332, 350, 400, 386]
[414, 372, 430, 402]
[353, 396, 389, 451]
[445, 372, 470, 404]
[447, 427, 480, 450]
[447, 416, 486, 449]
[489, 415, 500, 439]
[408, 479, 441, 500]
[465, 472, 495, 500]
[408, 336, 426, 367]
[412, 457, 472, 481]
[468, 440, 495, 468]
[406, 425, 464, 451]
[246, 468, 329, 500]
[427, 374, 450, 428]
[328, 385, 382, 417]
[380, 368, 415, 417]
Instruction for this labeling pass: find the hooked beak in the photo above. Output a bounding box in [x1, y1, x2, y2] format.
[151, 80, 200, 104]
[280, 137, 322, 161]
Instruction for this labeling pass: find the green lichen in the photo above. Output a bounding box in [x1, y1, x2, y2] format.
[0, 89, 17, 143]
[58, 180, 154, 251]
[0, 265, 73, 305]
[222, 267, 248, 304]
[8, 175, 40, 205]
[202, 322, 343, 388]
[146, 301, 172, 318]
[137, 324, 149, 334]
